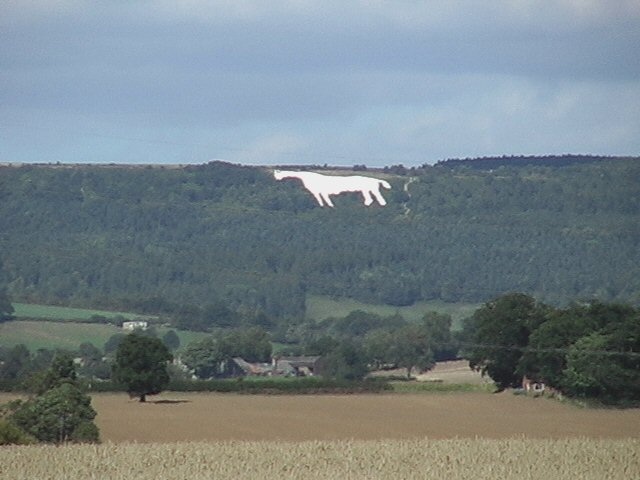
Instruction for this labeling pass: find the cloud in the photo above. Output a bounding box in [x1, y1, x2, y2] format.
[1, 1, 639, 164]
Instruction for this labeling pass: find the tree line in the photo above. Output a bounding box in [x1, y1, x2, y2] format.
[464, 293, 640, 404]
[1, 292, 638, 427]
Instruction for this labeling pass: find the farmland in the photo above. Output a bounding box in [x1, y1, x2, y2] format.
[0, 320, 208, 351]
[1, 438, 638, 480]
[90, 392, 640, 442]
[11, 303, 150, 322]
[0, 320, 122, 351]
[2, 391, 637, 443]
[0, 392, 639, 479]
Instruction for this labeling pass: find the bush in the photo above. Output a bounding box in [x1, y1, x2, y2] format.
[0, 419, 36, 445]
[10, 382, 99, 443]
[70, 421, 101, 443]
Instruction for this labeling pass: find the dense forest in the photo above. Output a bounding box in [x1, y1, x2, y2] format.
[0, 155, 638, 320]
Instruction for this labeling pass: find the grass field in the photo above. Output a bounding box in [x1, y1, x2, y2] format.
[0, 320, 208, 351]
[0, 321, 122, 351]
[305, 295, 478, 328]
[12, 303, 152, 321]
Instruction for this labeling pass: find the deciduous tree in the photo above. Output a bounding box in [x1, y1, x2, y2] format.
[112, 333, 173, 402]
[466, 293, 547, 390]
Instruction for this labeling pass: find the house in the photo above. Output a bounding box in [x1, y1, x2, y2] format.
[122, 320, 148, 331]
[218, 356, 324, 378]
[229, 358, 273, 377]
[273, 356, 323, 377]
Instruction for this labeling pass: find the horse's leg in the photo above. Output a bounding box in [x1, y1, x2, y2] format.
[361, 189, 374, 206]
[321, 191, 335, 207]
[309, 190, 325, 206]
[371, 188, 387, 206]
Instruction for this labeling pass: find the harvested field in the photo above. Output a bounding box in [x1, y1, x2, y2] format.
[85, 392, 640, 442]
[2, 392, 639, 479]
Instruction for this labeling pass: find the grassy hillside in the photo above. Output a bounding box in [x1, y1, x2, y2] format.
[0, 321, 121, 351]
[0, 320, 207, 352]
[12, 303, 151, 321]
[306, 295, 477, 329]
[1, 157, 638, 320]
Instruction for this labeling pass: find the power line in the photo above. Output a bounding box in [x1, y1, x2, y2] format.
[444, 341, 640, 359]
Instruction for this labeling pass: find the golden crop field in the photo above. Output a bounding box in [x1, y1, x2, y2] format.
[1, 438, 638, 479]
[2, 392, 639, 479]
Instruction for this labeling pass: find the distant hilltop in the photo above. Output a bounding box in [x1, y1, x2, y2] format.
[1, 154, 636, 172]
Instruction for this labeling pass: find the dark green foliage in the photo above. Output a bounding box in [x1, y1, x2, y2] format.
[69, 420, 101, 443]
[0, 419, 36, 445]
[221, 327, 272, 363]
[1, 158, 638, 319]
[111, 333, 173, 402]
[77, 342, 111, 380]
[181, 328, 272, 379]
[6, 354, 99, 444]
[319, 341, 369, 381]
[0, 346, 59, 391]
[37, 352, 77, 394]
[465, 293, 547, 390]
[10, 383, 98, 443]
[103, 333, 126, 355]
[387, 324, 435, 379]
[0, 288, 14, 323]
[463, 293, 640, 403]
[560, 311, 640, 402]
[181, 337, 221, 379]
[165, 377, 391, 394]
[422, 311, 456, 361]
[162, 330, 181, 351]
[519, 302, 634, 389]
[0, 344, 31, 381]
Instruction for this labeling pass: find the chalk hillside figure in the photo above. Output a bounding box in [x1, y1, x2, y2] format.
[273, 170, 391, 207]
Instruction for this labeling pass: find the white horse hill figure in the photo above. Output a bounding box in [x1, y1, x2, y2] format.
[273, 170, 391, 207]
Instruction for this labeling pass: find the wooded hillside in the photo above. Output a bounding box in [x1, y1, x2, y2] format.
[0, 156, 638, 318]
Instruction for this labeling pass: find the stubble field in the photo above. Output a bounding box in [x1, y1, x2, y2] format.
[90, 391, 640, 442]
[2, 392, 639, 479]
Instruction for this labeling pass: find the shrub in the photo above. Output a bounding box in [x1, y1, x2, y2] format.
[0, 419, 36, 445]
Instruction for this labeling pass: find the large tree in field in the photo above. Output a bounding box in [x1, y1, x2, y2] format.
[112, 333, 173, 402]
[465, 293, 547, 391]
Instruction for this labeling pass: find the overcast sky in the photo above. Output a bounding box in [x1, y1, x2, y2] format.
[2, 1, 639, 167]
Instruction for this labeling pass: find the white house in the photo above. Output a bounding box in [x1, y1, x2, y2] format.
[122, 320, 148, 331]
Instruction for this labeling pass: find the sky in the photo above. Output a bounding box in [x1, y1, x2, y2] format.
[1, 1, 640, 167]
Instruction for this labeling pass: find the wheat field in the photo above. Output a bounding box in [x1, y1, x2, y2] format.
[2, 392, 639, 478]
[1, 438, 638, 479]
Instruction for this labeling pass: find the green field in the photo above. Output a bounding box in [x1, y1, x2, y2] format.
[0, 320, 208, 352]
[12, 303, 152, 321]
[305, 295, 478, 329]
[0, 320, 121, 351]
[2, 297, 478, 352]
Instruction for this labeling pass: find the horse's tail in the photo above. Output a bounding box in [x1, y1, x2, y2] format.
[379, 179, 391, 189]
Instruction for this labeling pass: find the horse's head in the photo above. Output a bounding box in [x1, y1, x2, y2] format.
[273, 170, 292, 180]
